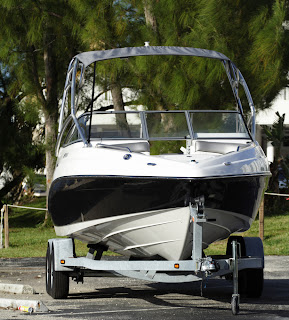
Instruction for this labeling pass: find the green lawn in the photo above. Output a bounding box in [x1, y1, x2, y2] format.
[205, 213, 289, 256]
[1, 197, 289, 258]
[0, 197, 115, 258]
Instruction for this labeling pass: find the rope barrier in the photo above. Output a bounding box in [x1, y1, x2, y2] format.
[1, 204, 47, 249]
[0, 191, 287, 249]
[264, 192, 289, 197]
[6, 204, 48, 211]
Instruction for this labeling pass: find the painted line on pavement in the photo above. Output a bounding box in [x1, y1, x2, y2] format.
[50, 306, 186, 317]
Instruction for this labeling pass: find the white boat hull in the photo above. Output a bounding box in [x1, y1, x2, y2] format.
[55, 205, 255, 261]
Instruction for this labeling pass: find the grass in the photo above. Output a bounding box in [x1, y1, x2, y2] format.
[1, 197, 289, 258]
[0, 197, 113, 258]
[205, 213, 289, 256]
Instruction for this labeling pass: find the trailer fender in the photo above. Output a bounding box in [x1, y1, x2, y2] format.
[48, 238, 74, 272]
[226, 236, 264, 268]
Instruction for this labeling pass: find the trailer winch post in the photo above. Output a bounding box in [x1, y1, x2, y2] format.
[190, 200, 206, 269]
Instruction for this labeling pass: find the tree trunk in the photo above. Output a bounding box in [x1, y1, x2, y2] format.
[111, 82, 125, 111]
[111, 82, 131, 138]
[45, 114, 57, 189]
[143, 0, 161, 43]
[43, 112, 57, 224]
[143, 0, 158, 33]
[43, 30, 58, 223]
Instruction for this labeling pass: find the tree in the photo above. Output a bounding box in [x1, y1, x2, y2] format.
[61, 1, 289, 116]
[247, 0, 289, 108]
[0, 1, 82, 206]
[0, 0, 288, 206]
[68, 0, 144, 112]
[0, 65, 44, 205]
[142, 0, 161, 42]
[135, 0, 289, 113]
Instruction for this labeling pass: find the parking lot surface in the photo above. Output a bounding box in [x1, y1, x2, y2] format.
[0, 256, 288, 319]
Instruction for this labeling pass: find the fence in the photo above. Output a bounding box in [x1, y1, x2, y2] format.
[0, 204, 47, 249]
[0, 193, 288, 249]
[259, 192, 289, 241]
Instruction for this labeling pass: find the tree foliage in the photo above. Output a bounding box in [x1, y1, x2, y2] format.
[68, 0, 144, 112]
[247, 0, 289, 108]
[0, 0, 288, 204]
[0, 0, 82, 203]
[72, 0, 288, 113]
[0, 66, 44, 203]
[134, 0, 289, 111]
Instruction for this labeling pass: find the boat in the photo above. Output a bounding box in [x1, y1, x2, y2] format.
[48, 46, 270, 261]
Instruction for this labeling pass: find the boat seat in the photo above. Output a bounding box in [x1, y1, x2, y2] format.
[98, 141, 150, 153]
[195, 141, 249, 155]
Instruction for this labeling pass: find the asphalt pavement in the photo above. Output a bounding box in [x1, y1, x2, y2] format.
[0, 256, 288, 320]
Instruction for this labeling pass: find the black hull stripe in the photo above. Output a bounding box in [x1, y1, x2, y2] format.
[48, 175, 269, 227]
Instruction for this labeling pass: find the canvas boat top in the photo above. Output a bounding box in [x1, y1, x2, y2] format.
[74, 46, 231, 67]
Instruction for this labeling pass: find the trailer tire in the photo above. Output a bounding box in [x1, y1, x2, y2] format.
[45, 244, 51, 296]
[49, 244, 69, 299]
[244, 268, 264, 298]
[226, 236, 264, 298]
[231, 295, 239, 315]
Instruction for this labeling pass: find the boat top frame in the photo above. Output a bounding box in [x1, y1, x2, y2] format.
[58, 45, 256, 150]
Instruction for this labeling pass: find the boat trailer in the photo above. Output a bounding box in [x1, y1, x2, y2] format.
[46, 201, 264, 315]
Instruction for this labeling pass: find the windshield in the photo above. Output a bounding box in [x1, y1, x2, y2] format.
[190, 112, 249, 139]
[84, 112, 142, 139]
[61, 110, 251, 147]
[146, 112, 190, 139]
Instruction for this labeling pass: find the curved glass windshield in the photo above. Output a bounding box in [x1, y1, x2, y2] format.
[58, 110, 251, 149]
[190, 111, 249, 139]
[146, 112, 190, 139]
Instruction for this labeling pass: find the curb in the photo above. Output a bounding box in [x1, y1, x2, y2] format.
[0, 283, 35, 294]
[0, 298, 49, 312]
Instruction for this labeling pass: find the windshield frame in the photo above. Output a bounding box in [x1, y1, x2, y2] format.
[57, 110, 252, 152]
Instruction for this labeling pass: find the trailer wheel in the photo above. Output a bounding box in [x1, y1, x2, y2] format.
[241, 268, 264, 298]
[45, 244, 51, 295]
[227, 236, 264, 298]
[48, 244, 69, 299]
[231, 295, 239, 315]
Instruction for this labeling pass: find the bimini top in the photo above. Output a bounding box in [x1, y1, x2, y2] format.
[58, 45, 256, 149]
[74, 46, 231, 67]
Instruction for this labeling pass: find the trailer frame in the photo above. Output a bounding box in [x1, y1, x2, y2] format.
[46, 202, 264, 315]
